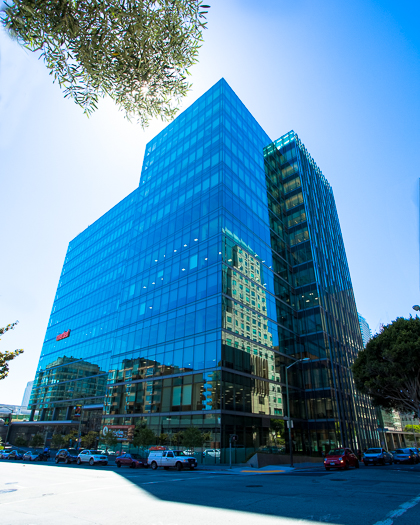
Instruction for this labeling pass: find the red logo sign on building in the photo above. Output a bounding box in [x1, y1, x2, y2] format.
[56, 329, 71, 341]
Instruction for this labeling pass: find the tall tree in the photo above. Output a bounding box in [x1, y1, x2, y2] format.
[99, 429, 119, 450]
[132, 425, 156, 451]
[0, 322, 24, 380]
[270, 418, 285, 447]
[81, 431, 99, 449]
[31, 433, 44, 447]
[182, 427, 203, 450]
[1, 1, 209, 126]
[172, 431, 183, 446]
[405, 424, 420, 434]
[158, 433, 168, 446]
[51, 432, 65, 449]
[352, 317, 420, 418]
[62, 429, 79, 448]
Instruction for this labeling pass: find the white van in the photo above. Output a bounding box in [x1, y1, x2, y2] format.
[148, 450, 197, 470]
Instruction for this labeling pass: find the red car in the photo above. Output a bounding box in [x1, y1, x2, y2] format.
[115, 453, 148, 469]
[324, 448, 360, 470]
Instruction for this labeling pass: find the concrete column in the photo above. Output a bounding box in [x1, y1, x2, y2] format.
[65, 406, 72, 420]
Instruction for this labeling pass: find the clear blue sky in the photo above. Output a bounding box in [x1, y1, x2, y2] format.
[1, 0, 419, 404]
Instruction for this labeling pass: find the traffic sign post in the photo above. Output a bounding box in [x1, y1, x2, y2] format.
[229, 434, 238, 469]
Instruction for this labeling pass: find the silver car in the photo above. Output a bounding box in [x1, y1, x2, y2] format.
[363, 448, 393, 466]
[76, 449, 108, 466]
[23, 450, 42, 461]
[392, 448, 417, 464]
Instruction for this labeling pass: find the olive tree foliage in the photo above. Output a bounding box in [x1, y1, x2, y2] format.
[31, 433, 45, 447]
[1, 1, 209, 126]
[182, 427, 203, 449]
[269, 418, 285, 447]
[352, 317, 420, 418]
[99, 429, 119, 449]
[81, 430, 99, 449]
[14, 436, 28, 447]
[0, 322, 24, 380]
[51, 432, 65, 449]
[132, 425, 156, 450]
[405, 424, 420, 434]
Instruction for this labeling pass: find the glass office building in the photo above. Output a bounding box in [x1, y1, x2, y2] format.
[27, 79, 378, 457]
[358, 313, 373, 348]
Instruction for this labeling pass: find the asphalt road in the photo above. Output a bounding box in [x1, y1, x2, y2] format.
[1, 460, 420, 525]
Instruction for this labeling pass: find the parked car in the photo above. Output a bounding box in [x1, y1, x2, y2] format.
[115, 453, 148, 469]
[203, 449, 221, 458]
[257, 446, 284, 454]
[0, 450, 11, 459]
[409, 448, 420, 464]
[324, 448, 359, 470]
[148, 450, 197, 471]
[23, 450, 43, 461]
[8, 450, 24, 460]
[37, 451, 50, 461]
[363, 448, 393, 466]
[76, 450, 108, 466]
[55, 448, 79, 464]
[392, 448, 417, 464]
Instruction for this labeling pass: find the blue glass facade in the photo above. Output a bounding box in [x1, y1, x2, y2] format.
[28, 79, 378, 458]
[358, 313, 372, 348]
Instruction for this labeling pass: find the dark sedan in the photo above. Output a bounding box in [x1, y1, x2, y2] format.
[8, 450, 24, 460]
[55, 448, 79, 464]
[115, 453, 148, 469]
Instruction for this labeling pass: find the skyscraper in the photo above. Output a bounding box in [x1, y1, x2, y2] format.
[21, 380, 34, 408]
[358, 313, 372, 348]
[28, 79, 378, 457]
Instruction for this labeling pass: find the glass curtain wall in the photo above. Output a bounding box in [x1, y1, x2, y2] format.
[26, 79, 379, 459]
[29, 191, 139, 423]
[265, 132, 379, 454]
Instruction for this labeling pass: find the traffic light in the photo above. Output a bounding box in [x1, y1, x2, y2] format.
[230, 434, 238, 443]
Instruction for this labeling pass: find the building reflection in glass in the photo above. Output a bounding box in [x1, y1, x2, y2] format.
[104, 356, 220, 416]
[29, 356, 107, 420]
[222, 243, 288, 418]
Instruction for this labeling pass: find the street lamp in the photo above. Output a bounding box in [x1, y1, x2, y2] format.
[285, 358, 310, 468]
[412, 305, 420, 312]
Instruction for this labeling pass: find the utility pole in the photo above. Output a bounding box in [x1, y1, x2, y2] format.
[76, 406, 84, 450]
[285, 358, 310, 468]
[229, 434, 238, 469]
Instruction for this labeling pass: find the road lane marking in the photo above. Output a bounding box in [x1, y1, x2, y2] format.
[240, 470, 286, 473]
[373, 493, 420, 525]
